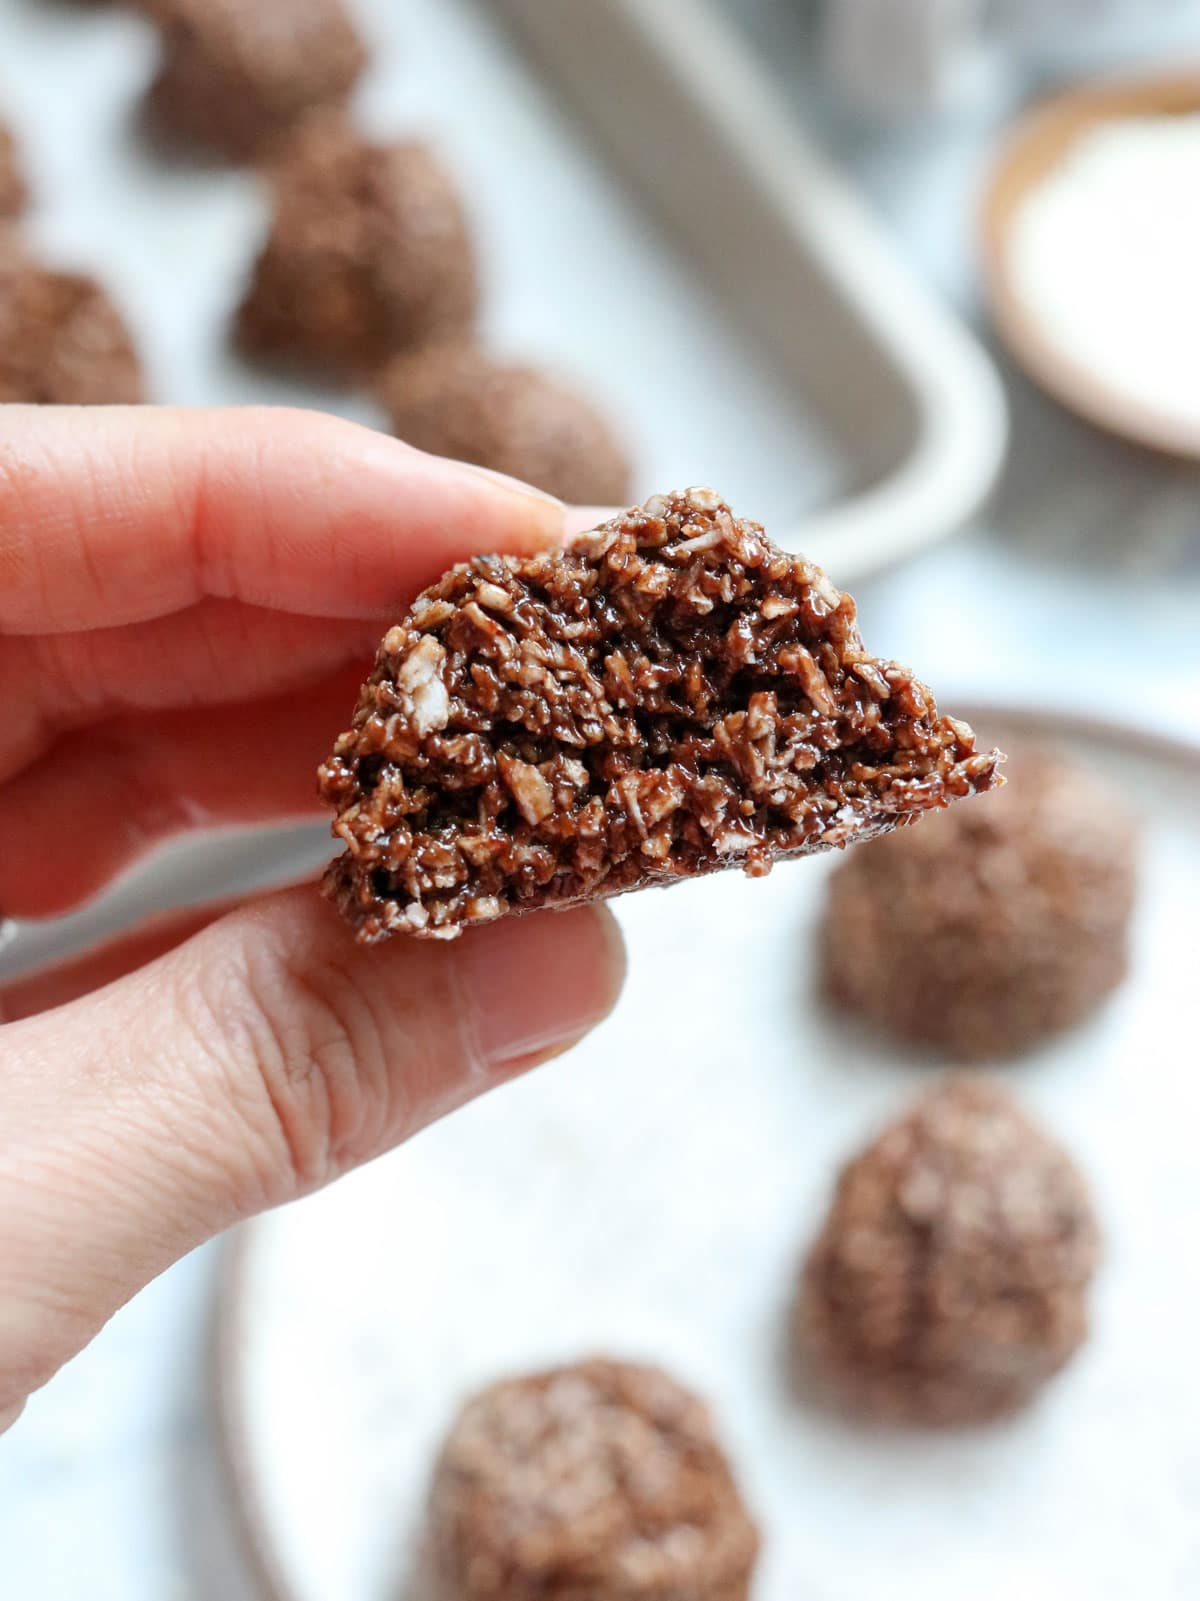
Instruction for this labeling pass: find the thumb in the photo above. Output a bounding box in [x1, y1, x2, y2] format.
[0, 890, 623, 1420]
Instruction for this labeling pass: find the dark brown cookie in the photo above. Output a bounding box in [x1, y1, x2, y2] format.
[0, 121, 26, 220]
[0, 253, 143, 404]
[428, 1360, 760, 1601]
[319, 488, 1001, 941]
[799, 1076, 1101, 1426]
[236, 117, 477, 378]
[822, 747, 1137, 1060]
[144, 0, 367, 162]
[378, 343, 632, 506]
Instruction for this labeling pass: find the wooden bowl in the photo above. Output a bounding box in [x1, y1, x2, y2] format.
[981, 70, 1200, 459]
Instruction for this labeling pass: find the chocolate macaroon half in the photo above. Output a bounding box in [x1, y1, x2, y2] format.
[319, 489, 1001, 942]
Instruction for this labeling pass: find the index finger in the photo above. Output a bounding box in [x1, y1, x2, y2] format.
[0, 406, 565, 635]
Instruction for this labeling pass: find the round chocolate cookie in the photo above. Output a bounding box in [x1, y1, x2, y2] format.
[821, 748, 1137, 1060]
[0, 121, 26, 219]
[800, 1076, 1100, 1426]
[428, 1359, 760, 1601]
[0, 253, 143, 404]
[236, 119, 478, 378]
[379, 343, 632, 505]
[144, 0, 367, 162]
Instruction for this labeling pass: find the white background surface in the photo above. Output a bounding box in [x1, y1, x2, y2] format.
[1, 0, 1199, 1596]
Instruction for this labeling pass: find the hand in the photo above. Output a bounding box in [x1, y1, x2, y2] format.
[0, 407, 625, 1433]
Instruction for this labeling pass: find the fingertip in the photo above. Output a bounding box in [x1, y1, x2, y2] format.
[563, 504, 624, 541]
[451, 901, 626, 1075]
[403, 448, 568, 554]
[584, 903, 628, 1021]
[0, 1400, 26, 1437]
[285, 416, 569, 574]
[447, 461, 564, 519]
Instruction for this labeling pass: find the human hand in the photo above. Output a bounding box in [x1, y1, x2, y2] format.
[0, 406, 625, 1433]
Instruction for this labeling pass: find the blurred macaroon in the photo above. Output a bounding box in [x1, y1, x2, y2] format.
[798, 1076, 1101, 1426]
[378, 342, 633, 505]
[236, 116, 478, 379]
[144, 0, 367, 163]
[0, 119, 27, 220]
[0, 247, 143, 404]
[427, 1359, 760, 1601]
[821, 747, 1138, 1060]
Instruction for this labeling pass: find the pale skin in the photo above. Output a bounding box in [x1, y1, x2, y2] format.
[0, 406, 627, 1434]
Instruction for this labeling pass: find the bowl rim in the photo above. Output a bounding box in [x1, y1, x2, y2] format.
[980, 67, 1200, 460]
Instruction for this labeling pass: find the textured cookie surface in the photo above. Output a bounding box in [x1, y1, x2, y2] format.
[237, 118, 477, 376]
[320, 489, 1001, 941]
[800, 1076, 1101, 1425]
[428, 1359, 759, 1601]
[379, 343, 631, 506]
[823, 748, 1137, 1059]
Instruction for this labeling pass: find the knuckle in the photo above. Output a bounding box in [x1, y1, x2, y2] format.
[179, 933, 399, 1201]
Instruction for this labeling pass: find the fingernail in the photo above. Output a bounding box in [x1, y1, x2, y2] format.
[456, 461, 564, 512]
[360, 429, 563, 517]
[563, 505, 623, 542]
[455, 906, 625, 1072]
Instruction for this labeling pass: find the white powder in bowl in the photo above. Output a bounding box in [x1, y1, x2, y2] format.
[1007, 112, 1200, 433]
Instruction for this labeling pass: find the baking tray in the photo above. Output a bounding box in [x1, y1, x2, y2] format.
[494, 0, 1008, 578]
[0, 0, 1005, 570]
[215, 706, 1200, 1601]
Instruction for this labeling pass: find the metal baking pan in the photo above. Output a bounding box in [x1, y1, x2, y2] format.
[495, 0, 1008, 578]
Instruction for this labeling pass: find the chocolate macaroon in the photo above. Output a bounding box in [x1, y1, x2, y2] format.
[0, 120, 26, 219]
[144, 0, 367, 163]
[236, 117, 478, 378]
[427, 1360, 760, 1601]
[822, 748, 1137, 1060]
[378, 343, 632, 506]
[318, 488, 1001, 942]
[0, 251, 143, 404]
[799, 1076, 1101, 1426]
